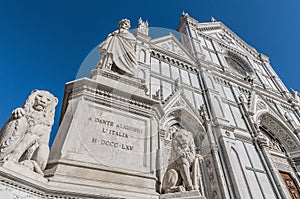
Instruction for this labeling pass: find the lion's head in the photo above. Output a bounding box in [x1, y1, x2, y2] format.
[170, 128, 196, 165]
[173, 129, 194, 149]
[23, 90, 58, 125]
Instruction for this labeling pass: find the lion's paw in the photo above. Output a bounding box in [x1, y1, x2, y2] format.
[12, 108, 25, 119]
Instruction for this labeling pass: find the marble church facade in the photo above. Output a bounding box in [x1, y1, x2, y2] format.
[0, 13, 300, 199]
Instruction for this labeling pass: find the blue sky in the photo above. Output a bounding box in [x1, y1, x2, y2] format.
[0, 0, 299, 144]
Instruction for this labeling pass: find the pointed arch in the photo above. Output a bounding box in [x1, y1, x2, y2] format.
[252, 99, 269, 123]
[160, 106, 206, 151]
[138, 49, 146, 63]
[158, 89, 207, 154]
[206, 76, 215, 89]
[225, 50, 254, 74]
[137, 68, 146, 79]
[229, 147, 251, 199]
[213, 96, 224, 117]
[258, 113, 300, 152]
[162, 106, 206, 144]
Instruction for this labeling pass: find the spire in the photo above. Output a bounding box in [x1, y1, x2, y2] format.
[136, 17, 149, 36]
[182, 11, 189, 17]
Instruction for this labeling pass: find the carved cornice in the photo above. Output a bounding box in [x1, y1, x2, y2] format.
[213, 76, 231, 86]
[150, 48, 197, 70]
[196, 24, 222, 32]
[221, 125, 236, 132]
[0, 177, 121, 199]
[218, 42, 248, 58]
[91, 69, 147, 92]
[71, 85, 151, 109]
[234, 133, 253, 142]
[61, 78, 164, 120]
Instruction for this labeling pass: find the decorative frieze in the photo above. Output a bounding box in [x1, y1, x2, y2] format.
[261, 115, 299, 151]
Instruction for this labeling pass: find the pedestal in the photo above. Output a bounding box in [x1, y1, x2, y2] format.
[46, 71, 162, 199]
[0, 161, 48, 199]
[160, 190, 205, 199]
[0, 160, 48, 184]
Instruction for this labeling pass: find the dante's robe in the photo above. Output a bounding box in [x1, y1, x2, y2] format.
[99, 30, 137, 76]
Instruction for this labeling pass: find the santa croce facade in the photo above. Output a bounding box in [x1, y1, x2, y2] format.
[0, 13, 299, 199]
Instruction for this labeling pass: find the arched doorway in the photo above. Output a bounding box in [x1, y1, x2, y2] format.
[258, 113, 300, 199]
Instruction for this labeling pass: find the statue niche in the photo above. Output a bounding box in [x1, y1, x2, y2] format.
[0, 90, 58, 175]
[97, 19, 138, 77]
[162, 127, 203, 194]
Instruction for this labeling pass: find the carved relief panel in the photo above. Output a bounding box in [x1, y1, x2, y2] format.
[280, 172, 300, 199]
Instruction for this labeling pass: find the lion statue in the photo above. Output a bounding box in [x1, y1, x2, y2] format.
[162, 127, 202, 194]
[0, 90, 58, 175]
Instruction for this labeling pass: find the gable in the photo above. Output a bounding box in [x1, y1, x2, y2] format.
[250, 93, 292, 129]
[244, 93, 300, 152]
[151, 34, 196, 63]
[198, 22, 259, 59]
[162, 89, 201, 121]
[159, 88, 206, 143]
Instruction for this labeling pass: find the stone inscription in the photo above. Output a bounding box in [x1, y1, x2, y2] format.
[86, 109, 146, 154]
[92, 138, 133, 151]
[76, 108, 148, 170]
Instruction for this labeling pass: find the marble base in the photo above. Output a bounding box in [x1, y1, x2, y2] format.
[0, 160, 48, 184]
[160, 190, 205, 199]
[46, 74, 161, 199]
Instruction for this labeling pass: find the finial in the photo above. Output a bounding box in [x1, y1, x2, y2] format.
[291, 88, 299, 102]
[136, 17, 149, 36]
[182, 11, 189, 17]
[138, 17, 142, 24]
[153, 89, 162, 100]
[211, 17, 217, 22]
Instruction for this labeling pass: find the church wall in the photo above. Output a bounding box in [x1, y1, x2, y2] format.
[178, 13, 300, 199]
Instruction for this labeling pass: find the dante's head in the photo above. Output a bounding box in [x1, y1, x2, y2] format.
[118, 19, 131, 30]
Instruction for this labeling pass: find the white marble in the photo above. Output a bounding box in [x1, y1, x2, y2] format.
[0, 90, 58, 175]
